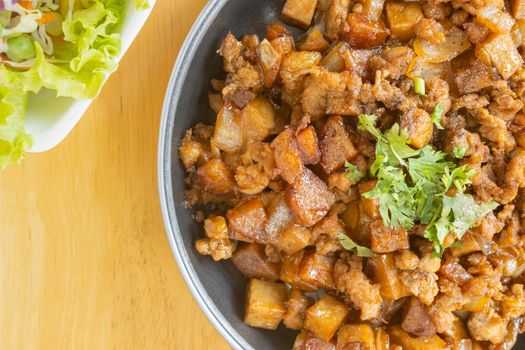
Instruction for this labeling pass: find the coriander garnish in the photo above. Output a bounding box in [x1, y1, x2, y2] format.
[336, 232, 375, 257]
[357, 114, 498, 256]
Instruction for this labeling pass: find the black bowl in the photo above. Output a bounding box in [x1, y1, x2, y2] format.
[158, 1, 525, 349]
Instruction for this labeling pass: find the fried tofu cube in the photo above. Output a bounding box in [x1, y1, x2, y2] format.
[304, 295, 349, 341]
[386, 1, 423, 41]
[340, 201, 361, 233]
[271, 128, 304, 184]
[296, 126, 321, 165]
[388, 325, 449, 350]
[299, 250, 335, 288]
[282, 0, 318, 29]
[319, 116, 357, 174]
[369, 220, 410, 253]
[452, 55, 494, 94]
[370, 253, 411, 300]
[242, 96, 276, 142]
[287, 168, 336, 227]
[194, 159, 236, 194]
[244, 279, 287, 330]
[358, 181, 380, 219]
[227, 198, 269, 243]
[336, 324, 376, 349]
[232, 243, 281, 281]
[476, 33, 523, 79]
[277, 224, 312, 255]
[213, 104, 244, 153]
[281, 250, 318, 292]
[293, 332, 336, 350]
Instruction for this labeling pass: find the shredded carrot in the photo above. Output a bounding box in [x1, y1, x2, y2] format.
[37, 13, 56, 25]
[19, 0, 33, 9]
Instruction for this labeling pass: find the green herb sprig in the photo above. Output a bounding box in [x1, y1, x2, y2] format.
[357, 114, 498, 256]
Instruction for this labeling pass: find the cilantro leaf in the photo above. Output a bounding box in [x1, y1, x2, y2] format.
[384, 124, 420, 165]
[359, 113, 495, 257]
[344, 161, 364, 184]
[431, 104, 444, 130]
[357, 114, 386, 142]
[337, 233, 375, 257]
[453, 146, 467, 159]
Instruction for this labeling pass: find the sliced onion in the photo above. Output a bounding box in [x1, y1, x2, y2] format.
[414, 21, 471, 63]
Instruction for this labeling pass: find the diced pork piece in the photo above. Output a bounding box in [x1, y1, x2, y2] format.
[286, 168, 336, 227]
[244, 279, 287, 330]
[194, 159, 236, 194]
[501, 284, 525, 319]
[299, 27, 329, 52]
[281, 250, 318, 291]
[277, 224, 312, 255]
[266, 193, 296, 243]
[369, 220, 410, 253]
[467, 305, 507, 344]
[179, 129, 209, 170]
[299, 249, 336, 288]
[463, 22, 490, 44]
[341, 14, 389, 49]
[401, 297, 437, 337]
[400, 269, 439, 305]
[453, 55, 494, 94]
[476, 33, 523, 79]
[271, 128, 304, 183]
[302, 69, 348, 120]
[415, 18, 445, 44]
[418, 253, 441, 273]
[242, 96, 276, 143]
[257, 39, 282, 88]
[293, 332, 336, 350]
[319, 116, 357, 174]
[400, 107, 433, 149]
[438, 258, 472, 285]
[334, 257, 383, 320]
[213, 104, 244, 153]
[296, 126, 321, 165]
[227, 198, 269, 243]
[395, 250, 420, 271]
[324, 0, 350, 41]
[370, 253, 411, 300]
[195, 237, 235, 261]
[218, 32, 243, 73]
[304, 295, 349, 341]
[282, 0, 318, 29]
[284, 288, 313, 330]
[388, 325, 449, 350]
[336, 324, 376, 350]
[387, 1, 424, 41]
[232, 243, 281, 281]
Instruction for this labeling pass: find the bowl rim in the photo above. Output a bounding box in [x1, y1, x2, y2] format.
[158, 1, 253, 349]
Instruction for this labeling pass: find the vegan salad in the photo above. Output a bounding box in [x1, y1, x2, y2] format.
[0, 0, 146, 169]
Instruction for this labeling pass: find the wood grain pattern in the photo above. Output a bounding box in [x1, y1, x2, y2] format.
[0, 1, 230, 349]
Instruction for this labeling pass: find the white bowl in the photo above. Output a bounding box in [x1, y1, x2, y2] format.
[26, 0, 156, 152]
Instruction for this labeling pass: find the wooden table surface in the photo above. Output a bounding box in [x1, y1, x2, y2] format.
[0, 1, 230, 349]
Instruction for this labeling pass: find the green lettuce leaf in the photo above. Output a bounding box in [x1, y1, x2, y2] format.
[0, 0, 124, 169]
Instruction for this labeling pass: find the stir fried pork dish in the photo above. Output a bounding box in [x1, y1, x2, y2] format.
[178, 0, 525, 348]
